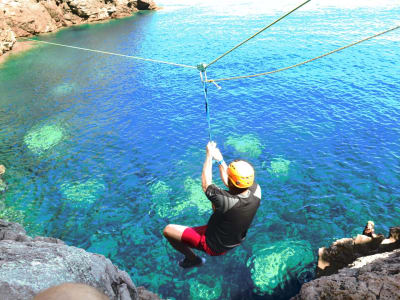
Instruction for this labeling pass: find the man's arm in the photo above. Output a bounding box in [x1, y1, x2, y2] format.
[212, 147, 229, 187]
[201, 141, 214, 192]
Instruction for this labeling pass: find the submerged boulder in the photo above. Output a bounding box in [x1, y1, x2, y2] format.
[226, 134, 263, 158]
[247, 240, 314, 296]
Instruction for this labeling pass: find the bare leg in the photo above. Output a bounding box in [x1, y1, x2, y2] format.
[163, 224, 197, 261]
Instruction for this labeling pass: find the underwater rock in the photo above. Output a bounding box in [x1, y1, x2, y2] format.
[188, 275, 222, 300]
[0, 219, 162, 300]
[60, 178, 106, 205]
[183, 177, 210, 214]
[51, 82, 76, 96]
[292, 249, 400, 300]
[226, 134, 263, 158]
[266, 157, 291, 178]
[24, 124, 64, 154]
[0, 0, 158, 56]
[247, 240, 314, 296]
[151, 178, 211, 220]
[150, 180, 172, 218]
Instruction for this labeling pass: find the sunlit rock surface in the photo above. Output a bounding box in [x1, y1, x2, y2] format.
[0, 219, 162, 300]
[247, 240, 314, 296]
[0, 11, 16, 55]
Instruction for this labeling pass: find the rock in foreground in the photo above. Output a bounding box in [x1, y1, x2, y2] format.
[0, 219, 161, 300]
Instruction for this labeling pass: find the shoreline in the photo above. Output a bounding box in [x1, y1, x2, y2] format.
[0, 41, 36, 66]
[0, 0, 158, 66]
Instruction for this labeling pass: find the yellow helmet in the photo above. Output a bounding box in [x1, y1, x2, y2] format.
[227, 160, 254, 188]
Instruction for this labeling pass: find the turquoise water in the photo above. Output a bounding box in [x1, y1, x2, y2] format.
[1, 1, 400, 298]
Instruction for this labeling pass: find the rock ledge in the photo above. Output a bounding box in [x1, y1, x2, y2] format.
[0, 219, 161, 300]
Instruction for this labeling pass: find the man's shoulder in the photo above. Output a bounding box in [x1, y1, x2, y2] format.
[251, 183, 261, 199]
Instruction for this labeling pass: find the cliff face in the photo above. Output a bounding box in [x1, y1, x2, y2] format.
[0, 0, 157, 55]
[0, 219, 162, 300]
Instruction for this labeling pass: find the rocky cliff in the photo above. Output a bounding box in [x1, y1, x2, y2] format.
[292, 227, 400, 300]
[0, 0, 157, 56]
[0, 219, 162, 300]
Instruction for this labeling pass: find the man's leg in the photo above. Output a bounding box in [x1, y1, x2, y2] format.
[163, 224, 198, 262]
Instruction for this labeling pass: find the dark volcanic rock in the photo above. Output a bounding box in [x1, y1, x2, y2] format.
[292, 249, 400, 300]
[0, 219, 161, 300]
[292, 226, 400, 300]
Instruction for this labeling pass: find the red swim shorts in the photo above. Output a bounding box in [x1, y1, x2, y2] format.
[181, 225, 227, 256]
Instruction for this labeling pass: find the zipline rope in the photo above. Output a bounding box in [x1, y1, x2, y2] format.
[206, 25, 400, 83]
[20, 37, 197, 70]
[200, 70, 212, 141]
[205, 0, 311, 69]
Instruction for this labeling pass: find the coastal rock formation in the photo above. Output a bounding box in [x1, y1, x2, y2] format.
[292, 226, 400, 300]
[0, 11, 16, 55]
[0, 0, 157, 56]
[292, 249, 400, 300]
[0, 219, 161, 300]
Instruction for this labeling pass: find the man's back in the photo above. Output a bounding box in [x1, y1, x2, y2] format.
[205, 183, 261, 253]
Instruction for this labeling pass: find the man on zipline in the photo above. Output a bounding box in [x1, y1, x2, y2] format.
[163, 141, 261, 268]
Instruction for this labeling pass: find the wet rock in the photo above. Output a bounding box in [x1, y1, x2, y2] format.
[0, 219, 161, 300]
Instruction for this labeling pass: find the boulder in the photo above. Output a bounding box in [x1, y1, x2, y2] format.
[0, 219, 160, 300]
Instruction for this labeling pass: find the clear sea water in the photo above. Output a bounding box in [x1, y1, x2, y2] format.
[0, 0, 399, 299]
